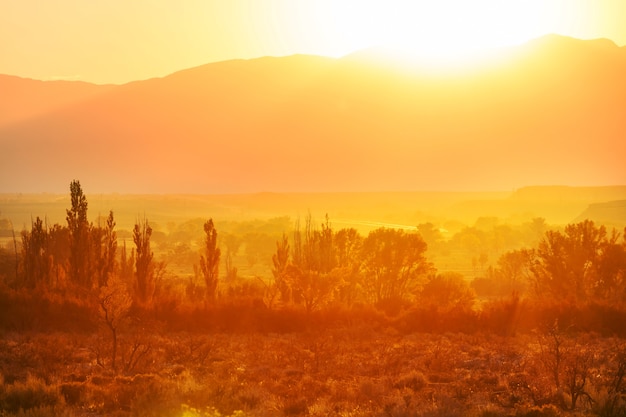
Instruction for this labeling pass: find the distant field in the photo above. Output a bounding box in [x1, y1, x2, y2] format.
[3, 186, 624, 233]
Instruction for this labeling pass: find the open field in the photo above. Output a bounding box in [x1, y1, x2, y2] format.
[1, 312, 625, 417]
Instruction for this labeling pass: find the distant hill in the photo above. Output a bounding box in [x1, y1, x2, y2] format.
[574, 200, 626, 228]
[439, 186, 626, 225]
[510, 186, 626, 203]
[0, 74, 113, 126]
[1, 34, 625, 194]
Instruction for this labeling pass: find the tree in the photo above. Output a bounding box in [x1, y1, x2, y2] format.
[92, 211, 117, 288]
[530, 220, 619, 302]
[98, 274, 132, 371]
[420, 272, 475, 311]
[66, 180, 91, 288]
[494, 249, 533, 296]
[360, 228, 433, 306]
[20, 217, 51, 288]
[537, 320, 595, 410]
[593, 228, 626, 302]
[222, 233, 241, 283]
[47, 223, 70, 288]
[288, 214, 342, 313]
[417, 223, 444, 254]
[334, 227, 363, 305]
[199, 219, 220, 302]
[286, 264, 343, 313]
[269, 233, 291, 306]
[119, 240, 135, 286]
[133, 218, 154, 304]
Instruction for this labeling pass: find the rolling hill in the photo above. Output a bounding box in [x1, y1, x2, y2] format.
[1, 34, 625, 194]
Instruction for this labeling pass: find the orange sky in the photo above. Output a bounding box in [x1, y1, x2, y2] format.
[2, 0, 626, 84]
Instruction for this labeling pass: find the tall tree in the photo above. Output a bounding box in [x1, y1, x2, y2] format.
[199, 219, 220, 302]
[133, 218, 154, 304]
[95, 211, 117, 287]
[119, 240, 135, 286]
[66, 180, 91, 288]
[222, 233, 240, 283]
[270, 232, 291, 305]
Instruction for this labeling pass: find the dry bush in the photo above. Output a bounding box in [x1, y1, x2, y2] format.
[479, 294, 525, 336]
[592, 345, 626, 417]
[2, 308, 625, 417]
[0, 375, 63, 414]
[0, 286, 97, 333]
[0, 406, 75, 417]
[393, 371, 427, 392]
[58, 382, 84, 407]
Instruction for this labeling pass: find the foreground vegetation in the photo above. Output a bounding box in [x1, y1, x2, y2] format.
[1, 322, 625, 417]
[1, 181, 625, 416]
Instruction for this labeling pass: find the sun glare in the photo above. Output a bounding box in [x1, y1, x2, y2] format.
[318, 0, 551, 65]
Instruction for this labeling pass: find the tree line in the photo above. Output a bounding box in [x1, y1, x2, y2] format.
[2, 180, 626, 316]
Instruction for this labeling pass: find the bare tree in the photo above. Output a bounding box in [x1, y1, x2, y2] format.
[98, 274, 132, 371]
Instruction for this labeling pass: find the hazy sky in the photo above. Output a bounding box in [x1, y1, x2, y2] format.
[2, 0, 626, 84]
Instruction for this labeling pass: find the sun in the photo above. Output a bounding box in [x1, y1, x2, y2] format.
[315, 0, 552, 64]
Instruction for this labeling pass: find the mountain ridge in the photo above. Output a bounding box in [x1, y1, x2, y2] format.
[1, 34, 625, 194]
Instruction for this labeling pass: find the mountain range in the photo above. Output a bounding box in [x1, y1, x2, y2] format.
[1, 34, 625, 194]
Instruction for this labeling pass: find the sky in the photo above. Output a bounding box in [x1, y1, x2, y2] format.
[2, 0, 626, 85]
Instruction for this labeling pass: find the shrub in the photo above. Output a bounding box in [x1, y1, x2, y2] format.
[393, 370, 427, 392]
[0, 406, 75, 417]
[0, 375, 63, 413]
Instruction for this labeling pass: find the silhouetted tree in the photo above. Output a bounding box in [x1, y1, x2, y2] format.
[47, 223, 70, 288]
[360, 227, 433, 307]
[288, 214, 343, 313]
[67, 180, 91, 288]
[119, 240, 135, 286]
[593, 228, 626, 302]
[95, 211, 117, 287]
[417, 222, 444, 254]
[492, 249, 533, 296]
[0, 219, 20, 286]
[133, 218, 154, 304]
[420, 272, 475, 311]
[334, 227, 363, 305]
[98, 273, 132, 371]
[530, 220, 619, 302]
[222, 233, 241, 283]
[270, 232, 291, 305]
[200, 219, 220, 302]
[20, 217, 51, 288]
